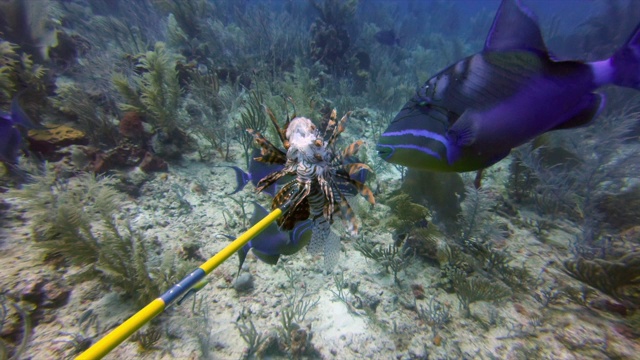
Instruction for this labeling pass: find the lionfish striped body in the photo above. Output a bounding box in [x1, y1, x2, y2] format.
[247, 109, 375, 270]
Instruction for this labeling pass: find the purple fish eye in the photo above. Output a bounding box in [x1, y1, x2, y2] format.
[414, 86, 432, 106]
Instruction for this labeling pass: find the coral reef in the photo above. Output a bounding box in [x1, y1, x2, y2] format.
[564, 252, 640, 306]
[27, 125, 88, 159]
[0, 1, 640, 359]
[400, 169, 465, 232]
[51, 81, 120, 148]
[309, 0, 358, 73]
[8, 169, 165, 307]
[0, 0, 60, 62]
[595, 185, 640, 232]
[118, 112, 146, 142]
[113, 42, 194, 159]
[452, 272, 511, 318]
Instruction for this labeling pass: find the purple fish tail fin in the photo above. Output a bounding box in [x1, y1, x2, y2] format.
[611, 23, 640, 89]
[220, 165, 250, 195]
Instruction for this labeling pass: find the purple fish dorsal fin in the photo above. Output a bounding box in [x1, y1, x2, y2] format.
[250, 201, 270, 224]
[485, 0, 547, 56]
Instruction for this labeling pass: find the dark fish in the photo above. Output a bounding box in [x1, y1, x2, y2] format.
[375, 29, 400, 46]
[232, 202, 313, 270]
[376, 0, 640, 172]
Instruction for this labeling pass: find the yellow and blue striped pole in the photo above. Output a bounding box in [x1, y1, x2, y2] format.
[76, 205, 287, 360]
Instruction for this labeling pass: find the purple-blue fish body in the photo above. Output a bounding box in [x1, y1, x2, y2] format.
[0, 97, 37, 165]
[234, 202, 312, 269]
[377, 0, 640, 172]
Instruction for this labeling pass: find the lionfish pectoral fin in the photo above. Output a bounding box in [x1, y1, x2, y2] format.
[247, 128, 287, 164]
[327, 111, 351, 148]
[340, 171, 375, 205]
[342, 140, 364, 158]
[265, 107, 288, 148]
[343, 163, 372, 180]
[323, 109, 338, 141]
[273, 181, 310, 230]
[256, 171, 287, 194]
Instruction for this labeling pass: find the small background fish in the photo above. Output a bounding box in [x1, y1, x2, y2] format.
[374, 29, 400, 46]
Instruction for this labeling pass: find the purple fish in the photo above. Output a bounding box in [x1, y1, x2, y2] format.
[0, 97, 37, 165]
[377, 0, 640, 172]
[223, 202, 312, 270]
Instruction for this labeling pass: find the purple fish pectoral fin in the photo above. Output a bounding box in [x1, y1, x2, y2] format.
[549, 93, 605, 131]
[447, 111, 479, 148]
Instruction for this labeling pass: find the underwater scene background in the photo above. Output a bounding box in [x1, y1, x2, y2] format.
[1, 0, 640, 359]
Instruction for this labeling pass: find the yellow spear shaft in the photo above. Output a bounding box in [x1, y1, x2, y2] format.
[76, 206, 285, 360]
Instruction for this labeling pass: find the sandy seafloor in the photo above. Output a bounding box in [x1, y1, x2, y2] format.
[1, 136, 640, 360]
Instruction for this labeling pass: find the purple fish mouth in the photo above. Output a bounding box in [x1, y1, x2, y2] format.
[376, 144, 394, 160]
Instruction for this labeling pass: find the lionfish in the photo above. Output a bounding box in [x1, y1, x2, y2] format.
[247, 108, 375, 270]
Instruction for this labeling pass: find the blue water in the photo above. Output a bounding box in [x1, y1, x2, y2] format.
[1, 0, 639, 359]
